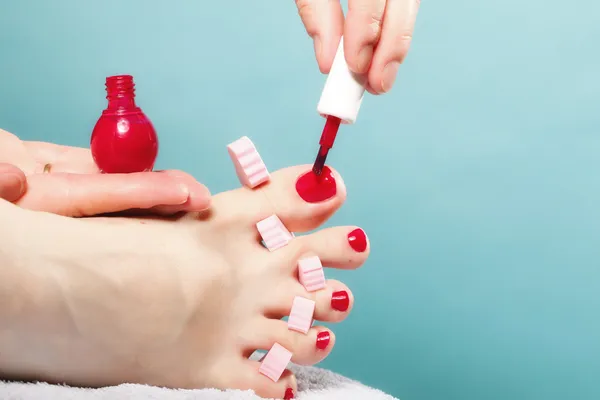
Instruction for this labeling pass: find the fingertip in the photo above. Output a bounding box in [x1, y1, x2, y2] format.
[365, 81, 381, 96]
[0, 163, 27, 202]
[368, 56, 402, 94]
[348, 44, 374, 75]
[187, 182, 212, 211]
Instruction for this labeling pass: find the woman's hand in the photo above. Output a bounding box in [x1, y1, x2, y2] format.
[296, 0, 420, 94]
[0, 129, 211, 217]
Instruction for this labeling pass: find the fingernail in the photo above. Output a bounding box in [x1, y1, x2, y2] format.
[177, 183, 190, 205]
[381, 61, 400, 93]
[331, 291, 349, 312]
[356, 45, 374, 73]
[313, 35, 322, 60]
[295, 166, 337, 203]
[316, 331, 331, 350]
[17, 174, 26, 197]
[284, 387, 295, 399]
[348, 228, 367, 253]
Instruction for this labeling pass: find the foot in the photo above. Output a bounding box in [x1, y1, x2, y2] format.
[0, 165, 370, 399]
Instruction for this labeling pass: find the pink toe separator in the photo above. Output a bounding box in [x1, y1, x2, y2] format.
[259, 343, 293, 383]
[288, 296, 316, 334]
[298, 256, 326, 292]
[257, 215, 293, 252]
[227, 136, 270, 189]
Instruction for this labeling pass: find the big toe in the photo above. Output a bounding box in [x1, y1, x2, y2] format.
[221, 165, 347, 233]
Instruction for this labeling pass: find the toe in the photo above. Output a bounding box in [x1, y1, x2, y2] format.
[289, 226, 370, 270]
[223, 359, 297, 399]
[246, 320, 335, 366]
[221, 165, 347, 233]
[267, 280, 355, 323]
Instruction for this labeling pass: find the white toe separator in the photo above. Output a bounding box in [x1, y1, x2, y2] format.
[298, 256, 326, 292]
[288, 296, 316, 334]
[256, 215, 294, 252]
[259, 343, 293, 382]
[227, 136, 270, 189]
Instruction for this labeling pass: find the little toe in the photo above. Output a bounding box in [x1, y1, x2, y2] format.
[222, 165, 347, 234]
[247, 320, 335, 366]
[224, 360, 297, 399]
[268, 280, 355, 323]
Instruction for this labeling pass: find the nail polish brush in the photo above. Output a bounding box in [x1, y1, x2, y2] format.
[312, 38, 367, 176]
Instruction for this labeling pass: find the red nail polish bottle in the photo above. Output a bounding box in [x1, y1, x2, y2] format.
[90, 75, 158, 174]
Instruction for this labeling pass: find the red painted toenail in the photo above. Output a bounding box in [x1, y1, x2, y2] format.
[331, 291, 350, 312]
[316, 331, 331, 350]
[284, 387, 295, 399]
[295, 166, 337, 203]
[347, 228, 367, 252]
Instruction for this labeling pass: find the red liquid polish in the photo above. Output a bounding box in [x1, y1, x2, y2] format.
[331, 291, 350, 312]
[284, 388, 295, 399]
[316, 331, 331, 350]
[295, 166, 337, 203]
[90, 75, 158, 174]
[348, 228, 368, 252]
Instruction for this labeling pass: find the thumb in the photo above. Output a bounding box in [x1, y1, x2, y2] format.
[0, 163, 27, 202]
[296, 0, 345, 73]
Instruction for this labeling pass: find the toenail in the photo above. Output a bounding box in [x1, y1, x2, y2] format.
[257, 215, 294, 252]
[295, 166, 337, 203]
[298, 256, 326, 292]
[259, 343, 293, 382]
[316, 331, 331, 350]
[347, 228, 367, 252]
[288, 296, 316, 334]
[227, 136, 270, 188]
[284, 388, 295, 399]
[331, 290, 350, 312]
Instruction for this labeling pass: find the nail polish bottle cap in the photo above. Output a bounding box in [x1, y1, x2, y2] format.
[317, 37, 367, 125]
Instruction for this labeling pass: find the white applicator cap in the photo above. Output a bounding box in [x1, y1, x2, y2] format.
[317, 37, 367, 124]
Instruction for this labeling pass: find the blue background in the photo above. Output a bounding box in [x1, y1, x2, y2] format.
[1, 1, 600, 399]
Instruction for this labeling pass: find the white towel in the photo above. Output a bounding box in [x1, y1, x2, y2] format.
[0, 362, 397, 400]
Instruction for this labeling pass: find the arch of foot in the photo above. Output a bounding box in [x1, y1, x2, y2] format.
[227, 136, 332, 397]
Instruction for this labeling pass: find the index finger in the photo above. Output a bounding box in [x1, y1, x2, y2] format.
[18, 171, 210, 217]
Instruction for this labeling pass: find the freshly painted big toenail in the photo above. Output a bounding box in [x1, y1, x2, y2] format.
[288, 296, 316, 334]
[259, 343, 293, 383]
[348, 228, 367, 252]
[284, 387, 295, 399]
[257, 215, 293, 252]
[227, 136, 270, 188]
[295, 166, 337, 203]
[298, 256, 326, 292]
[331, 290, 349, 312]
[316, 331, 331, 350]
